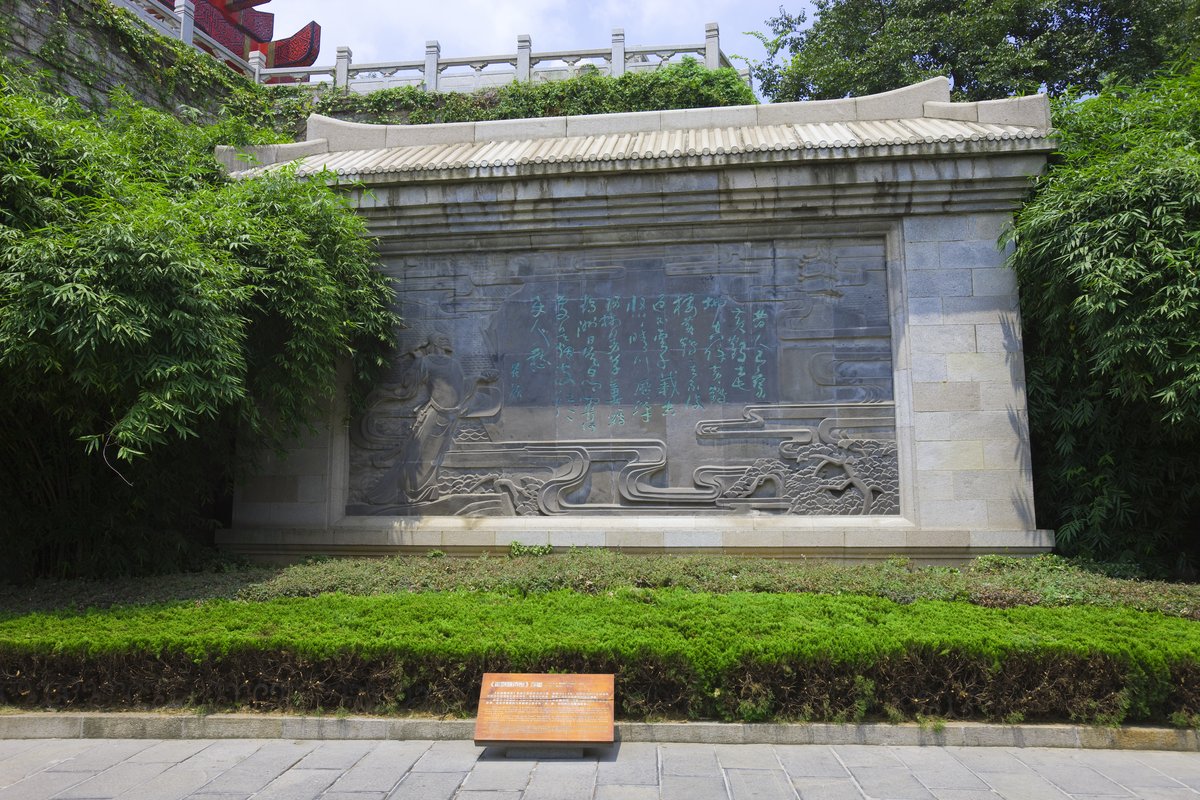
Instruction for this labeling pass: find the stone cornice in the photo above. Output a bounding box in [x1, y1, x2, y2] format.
[217, 78, 1053, 182]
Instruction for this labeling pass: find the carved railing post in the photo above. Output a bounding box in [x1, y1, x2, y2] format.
[335, 46, 353, 91]
[247, 50, 265, 83]
[704, 22, 720, 70]
[174, 0, 194, 45]
[516, 35, 532, 82]
[424, 40, 441, 92]
[610, 28, 625, 77]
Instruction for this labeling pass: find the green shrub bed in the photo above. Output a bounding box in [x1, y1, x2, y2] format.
[2, 591, 1198, 724]
[269, 59, 757, 132]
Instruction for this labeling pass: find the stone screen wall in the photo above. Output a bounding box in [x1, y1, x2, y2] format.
[222, 82, 1057, 560]
[347, 238, 899, 518]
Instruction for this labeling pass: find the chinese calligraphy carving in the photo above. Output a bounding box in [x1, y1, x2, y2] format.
[348, 239, 899, 517]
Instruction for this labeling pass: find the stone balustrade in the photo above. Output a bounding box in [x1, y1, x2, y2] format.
[107, 1, 742, 93]
[286, 24, 738, 94]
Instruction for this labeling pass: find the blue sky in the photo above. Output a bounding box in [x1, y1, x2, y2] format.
[265, 1, 812, 81]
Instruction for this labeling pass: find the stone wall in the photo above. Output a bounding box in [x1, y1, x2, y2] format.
[0, 0, 252, 114]
[902, 213, 1034, 536]
[220, 79, 1056, 563]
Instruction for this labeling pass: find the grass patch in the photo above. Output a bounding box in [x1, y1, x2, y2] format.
[3, 552, 1198, 620]
[1, 590, 1197, 724]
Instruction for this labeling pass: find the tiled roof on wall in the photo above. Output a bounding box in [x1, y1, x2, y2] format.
[219, 77, 1054, 180]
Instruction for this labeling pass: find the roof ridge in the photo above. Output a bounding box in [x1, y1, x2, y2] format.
[216, 78, 1052, 174]
[222, 118, 1053, 180]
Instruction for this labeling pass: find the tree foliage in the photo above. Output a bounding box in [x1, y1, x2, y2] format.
[1008, 63, 1200, 570]
[0, 69, 396, 581]
[751, 0, 1197, 101]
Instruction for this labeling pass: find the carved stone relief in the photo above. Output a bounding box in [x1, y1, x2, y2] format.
[347, 239, 899, 517]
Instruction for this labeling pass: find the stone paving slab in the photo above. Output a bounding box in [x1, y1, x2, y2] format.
[519, 761, 598, 800]
[724, 767, 794, 799]
[388, 769, 467, 800]
[595, 741, 656, 787]
[53, 761, 172, 799]
[325, 741, 429, 793]
[0, 768, 90, 800]
[0, 740, 1197, 799]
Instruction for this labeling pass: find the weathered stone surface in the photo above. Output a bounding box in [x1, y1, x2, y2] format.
[347, 239, 899, 521]
[224, 81, 1054, 559]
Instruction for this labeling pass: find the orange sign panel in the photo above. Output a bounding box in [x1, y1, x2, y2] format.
[474, 673, 615, 746]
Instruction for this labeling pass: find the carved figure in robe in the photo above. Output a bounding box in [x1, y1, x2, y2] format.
[366, 335, 498, 505]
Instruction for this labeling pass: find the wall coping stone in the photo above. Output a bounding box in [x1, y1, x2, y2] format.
[217, 78, 1052, 175]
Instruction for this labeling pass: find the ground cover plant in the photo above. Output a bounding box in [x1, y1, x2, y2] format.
[1, 588, 1198, 725]
[3, 551, 1197, 619]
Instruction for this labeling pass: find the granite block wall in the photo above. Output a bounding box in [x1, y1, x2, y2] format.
[902, 212, 1035, 533]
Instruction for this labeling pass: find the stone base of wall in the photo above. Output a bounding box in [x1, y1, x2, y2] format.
[216, 520, 1053, 565]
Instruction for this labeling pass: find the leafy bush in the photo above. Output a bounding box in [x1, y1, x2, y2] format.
[508, 541, 554, 558]
[0, 70, 396, 581]
[1008, 63, 1200, 570]
[272, 58, 755, 132]
[1, 591, 1197, 723]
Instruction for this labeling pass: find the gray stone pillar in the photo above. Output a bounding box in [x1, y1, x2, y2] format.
[611, 28, 625, 77]
[335, 45, 353, 91]
[424, 40, 441, 92]
[516, 35, 532, 82]
[247, 50, 265, 83]
[704, 22, 720, 70]
[174, 0, 194, 45]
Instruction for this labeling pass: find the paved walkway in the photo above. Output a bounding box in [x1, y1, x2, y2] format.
[1, 738, 1199, 799]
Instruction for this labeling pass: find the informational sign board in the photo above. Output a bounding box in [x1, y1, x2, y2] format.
[473, 673, 615, 747]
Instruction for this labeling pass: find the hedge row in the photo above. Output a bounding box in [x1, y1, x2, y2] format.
[267, 59, 756, 133]
[2, 591, 1198, 724]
